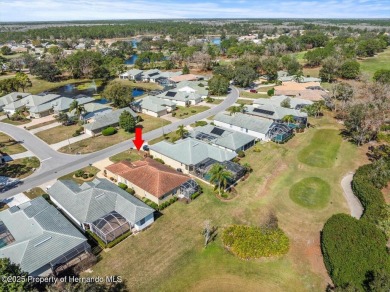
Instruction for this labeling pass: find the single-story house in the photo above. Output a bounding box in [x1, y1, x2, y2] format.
[169, 74, 200, 83]
[149, 137, 237, 174]
[131, 95, 176, 117]
[156, 90, 202, 106]
[253, 95, 313, 110]
[70, 102, 112, 122]
[244, 105, 308, 124]
[0, 92, 30, 111]
[29, 96, 95, 118]
[83, 107, 137, 136]
[190, 124, 256, 152]
[48, 178, 155, 243]
[214, 112, 274, 141]
[119, 69, 143, 80]
[175, 80, 209, 99]
[4, 93, 61, 116]
[106, 158, 199, 204]
[0, 197, 90, 276]
[277, 71, 321, 83]
[142, 69, 162, 83]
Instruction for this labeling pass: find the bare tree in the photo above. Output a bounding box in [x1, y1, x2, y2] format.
[202, 220, 217, 247]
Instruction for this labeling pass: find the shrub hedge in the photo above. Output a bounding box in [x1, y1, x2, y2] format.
[321, 214, 390, 289]
[102, 127, 117, 136]
[87, 230, 132, 249]
[222, 225, 289, 259]
[118, 182, 127, 190]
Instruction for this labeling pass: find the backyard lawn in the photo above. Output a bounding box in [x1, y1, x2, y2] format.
[36, 124, 81, 145]
[114, 78, 163, 91]
[298, 129, 342, 168]
[175, 105, 210, 119]
[0, 132, 26, 155]
[1, 157, 40, 179]
[59, 114, 171, 154]
[86, 113, 368, 291]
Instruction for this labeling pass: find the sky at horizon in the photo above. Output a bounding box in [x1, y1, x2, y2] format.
[0, 0, 390, 22]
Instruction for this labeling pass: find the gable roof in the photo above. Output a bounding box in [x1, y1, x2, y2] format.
[157, 90, 201, 102]
[169, 74, 199, 83]
[83, 107, 137, 131]
[245, 105, 307, 121]
[214, 112, 274, 135]
[106, 158, 191, 198]
[176, 81, 209, 96]
[133, 95, 175, 113]
[52, 96, 95, 112]
[0, 92, 30, 107]
[253, 95, 313, 109]
[0, 197, 87, 274]
[190, 124, 255, 151]
[150, 137, 237, 166]
[48, 178, 154, 225]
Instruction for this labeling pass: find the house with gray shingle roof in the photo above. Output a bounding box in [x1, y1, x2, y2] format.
[245, 104, 308, 124]
[4, 93, 61, 116]
[156, 89, 202, 106]
[176, 80, 209, 98]
[214, 112, 274, 141]
[48, 178, 155, 243]
[253, 95, 313, 110]
[149, 137, 237, 174]
[131, 95, 176, 117]
[190, 124, 255, 152]
[83, 107, 137, 136]
[0, 92, 30, 111]
[69, 102, 112, 121]
[0, 197, 90, 276]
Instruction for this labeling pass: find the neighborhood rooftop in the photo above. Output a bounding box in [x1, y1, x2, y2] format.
[214, 112, 274, 135]
[0, 197, 88, 275]
[83, 107, 137, 132]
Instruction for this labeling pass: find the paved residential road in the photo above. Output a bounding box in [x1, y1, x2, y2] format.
[0, 86, 239, 198]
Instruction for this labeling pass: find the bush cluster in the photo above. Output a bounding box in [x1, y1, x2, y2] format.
[222, 225, 289, 259]
[154, 158, 165, 164]
[87, 230, 132, 249]
[102, 127, 117, 136]
[190, 191, 201, 200]
[237, 150, 245, 158]
[195, 121, 208, 127]
[159, 197, 178, 210]
[118, 182, 127, 190]
[321, 214, 390, 290]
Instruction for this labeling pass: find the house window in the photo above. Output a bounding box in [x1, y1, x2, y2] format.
[139, 218, 146, 225]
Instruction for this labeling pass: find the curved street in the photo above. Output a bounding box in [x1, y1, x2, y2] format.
[0, 86, 239, 198]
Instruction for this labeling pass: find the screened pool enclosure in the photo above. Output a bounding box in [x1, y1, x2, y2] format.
[90, 211, 131, 244]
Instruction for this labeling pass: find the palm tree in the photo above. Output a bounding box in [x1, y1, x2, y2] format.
[282, 115, 295, 126]
[69, 100, 85, 121]
[238, 103, 246, 113]
[228, 106, 240, 116]
[176, 125, 188, 139]
[208, 163, 232, 196]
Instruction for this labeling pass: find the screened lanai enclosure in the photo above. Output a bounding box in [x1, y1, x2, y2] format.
[191, 158, 246, 185]
[268, 123, 294, 143]
[179, 179, 200, 199]
[90, 211, 131, 244]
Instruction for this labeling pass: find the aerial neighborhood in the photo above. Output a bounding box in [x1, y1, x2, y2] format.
[0, 14, 389, 292]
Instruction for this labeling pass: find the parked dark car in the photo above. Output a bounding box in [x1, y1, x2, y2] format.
[143, 145, 150, 151]
[62, 120, 76, 126]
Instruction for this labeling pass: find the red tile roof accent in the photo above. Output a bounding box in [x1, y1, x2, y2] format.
[106, 158, 191, 199]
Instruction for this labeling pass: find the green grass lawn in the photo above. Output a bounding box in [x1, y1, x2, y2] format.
[114, 78, 163, 91]
[24, 187, 46, 200]
[236, 99, 253, 105]
[240, 91, 270, 99]
[2, 157, 40, 179]
[109, 150, 144, 163]
[59, 166, 100, 184]
[35, 124, 81, 145]
[1, 118, 31, 125]
[359, 47, 390, 79]
[205, 98, 223, 104]
[298, 129, 342, 168]
[26, 120, 57, 130]
[289, 177, 331, 209]
[85, 113, 367, 291]
[0, 132, 26, 155]
[175, 105, 210, 119]
[149, 131, 179, 145]
[59, 114, 171, 154]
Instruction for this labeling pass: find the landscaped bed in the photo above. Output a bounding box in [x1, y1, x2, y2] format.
[59, 166, 100, 184]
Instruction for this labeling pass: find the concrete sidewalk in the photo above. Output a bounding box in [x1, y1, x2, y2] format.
[50, 133, 90, 151]
[29, 122, 61, 134]
[3, 150, 35, 162]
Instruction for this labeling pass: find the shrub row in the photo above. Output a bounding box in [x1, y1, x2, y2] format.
[159, 197, 178, 210]
[118, 182, 127, 190]
[102, 127, 117, 136]
[222, 225, 289, 259]
[190, 191, 202, 200]
[142, 198, 159, 210]
[87, 230, 132, 249]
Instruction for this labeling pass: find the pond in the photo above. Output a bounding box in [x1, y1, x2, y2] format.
[212, 37, 221, 46]
[125, 54, 138, 65]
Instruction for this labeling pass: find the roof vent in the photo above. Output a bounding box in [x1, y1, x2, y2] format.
[34, 236, 52, 247]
